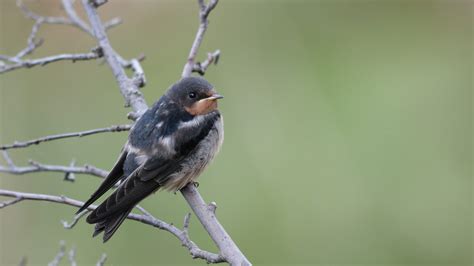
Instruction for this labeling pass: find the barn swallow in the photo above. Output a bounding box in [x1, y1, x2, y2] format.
[77, 77, 224, 242]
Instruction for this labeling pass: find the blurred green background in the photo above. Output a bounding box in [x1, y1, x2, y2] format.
[0, 0, 472, 265]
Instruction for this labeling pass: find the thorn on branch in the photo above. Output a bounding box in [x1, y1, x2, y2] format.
[208, 201, 217, 214]
[61, 210, 89, 229]
[103, 17, 123, 30]
[131, 59, 147, 88]
[183, 213, 192, 233]
[127, 112, 140, 121]
[64, 159, 76, 182]
[92, 46, 104, 57]
[192, 50, 220, 76]
[89, 0, 108, 8]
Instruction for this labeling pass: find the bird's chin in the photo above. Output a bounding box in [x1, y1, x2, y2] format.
[185, 99, 219, 116]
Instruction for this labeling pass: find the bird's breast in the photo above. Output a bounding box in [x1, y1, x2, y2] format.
[163, 115, 224, 191]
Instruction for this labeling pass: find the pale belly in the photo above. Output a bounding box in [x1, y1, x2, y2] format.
[162, 116, 224, 191]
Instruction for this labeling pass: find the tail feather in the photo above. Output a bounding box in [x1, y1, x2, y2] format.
[92, 206, 134, 242]
[87, 174, 160, 242]
[77, 150, 128, 214]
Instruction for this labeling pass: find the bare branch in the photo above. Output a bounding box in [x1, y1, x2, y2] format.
[135, 205, 153, 218]
[61, 210, 89, 229]
[2, 151, 15, 168]
[61, 0, 94, 36]
[17, 0, 70, 24]
[48, 241, 66, 266]
[96, 254, 107, 266]
[193, 49, 220, 75]
[0, 155, 108, 179]
[67, 247, 77, 266]
[0, 124, 131, 150]
[181, 185, 249, 265]
[81, 0, 148, 117]
[15, 0, 74, 60]
[103, 17, 123, 30]
[0, 0, 122, 75]
[181, 0, 219, 77]
[14, 19, 44, 59]
[0, 189, 224, 263]
[0, 50, 102, 74]
[0, 197, 24, 209]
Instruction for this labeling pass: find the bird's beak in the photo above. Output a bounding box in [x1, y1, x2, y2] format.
[207, 93, 224, 101]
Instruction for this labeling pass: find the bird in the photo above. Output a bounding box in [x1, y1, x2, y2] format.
[77, 76, 224, 242]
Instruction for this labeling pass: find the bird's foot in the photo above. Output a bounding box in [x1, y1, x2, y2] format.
[192, 181, 200, 188]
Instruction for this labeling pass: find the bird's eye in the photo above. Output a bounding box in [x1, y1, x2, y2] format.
[188, 92, 197, 99]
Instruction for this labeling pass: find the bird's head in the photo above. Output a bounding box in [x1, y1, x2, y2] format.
[167, 77, 224, 116]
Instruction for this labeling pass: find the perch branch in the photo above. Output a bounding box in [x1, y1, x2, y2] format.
[0, 124, 131, 150]
[0, 151, 223, 263]
[180, 1, 251, 265]
[0, 189, 224, 263]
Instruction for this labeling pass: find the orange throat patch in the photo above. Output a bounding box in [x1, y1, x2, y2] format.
[185, 98, 218, 116]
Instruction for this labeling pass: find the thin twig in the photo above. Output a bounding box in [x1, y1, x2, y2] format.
[193, 49, 220, 75]
[181, 0, 219, 77]
[61, 0, 94, 36]
[0, 50, 102, 74]
[2, 151, 15, 168]
[61, 210, 89, 229]
[0, 197, 24, 209]
[47, 241, 66, 266]
[0, 0, 119, 75]
[0, 124, 131, 150]
[0, 154, 108, 178]
[67, 247, 77, 266]
[135, 205, 153, 218]
[96, 254, 107, 266]
[81, 0, 148, 117]
[103, 17, 123, 30]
